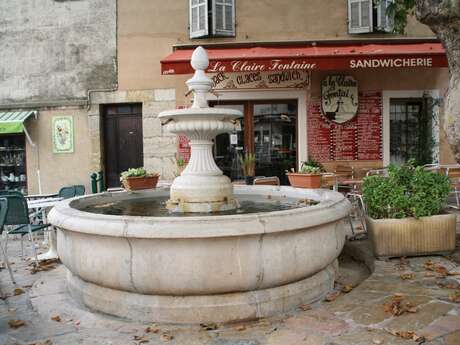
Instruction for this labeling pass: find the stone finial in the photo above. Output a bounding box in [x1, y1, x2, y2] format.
[186, 46, 213, 108]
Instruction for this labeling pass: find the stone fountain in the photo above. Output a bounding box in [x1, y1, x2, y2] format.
[48, 47, 351, 324]
[159, 46, 241, 213]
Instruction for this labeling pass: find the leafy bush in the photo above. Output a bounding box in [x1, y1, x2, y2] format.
[363, 162, 451, 219]
[299, 163, 321, 174]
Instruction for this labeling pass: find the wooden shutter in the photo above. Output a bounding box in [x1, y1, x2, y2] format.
[212, 0, 235, 36]
[189, 0, 208, 38]
[348, 0, 373, 34]
[377, 0, 394, 32]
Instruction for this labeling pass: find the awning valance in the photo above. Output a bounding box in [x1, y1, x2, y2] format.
[0, 111, 37, 134]
[161, 42, 447, 75]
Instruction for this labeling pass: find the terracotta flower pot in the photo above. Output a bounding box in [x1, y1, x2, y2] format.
[286, 173, 322, 188]
[122, 174, 160, 191]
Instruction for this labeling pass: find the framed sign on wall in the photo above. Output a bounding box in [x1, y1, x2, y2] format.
[52, 116, 74, 153]
[321, 75, 358, 124]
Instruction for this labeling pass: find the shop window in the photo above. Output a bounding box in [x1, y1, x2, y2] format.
[348, 0, 394, 34]
[189, 0, 235, 39]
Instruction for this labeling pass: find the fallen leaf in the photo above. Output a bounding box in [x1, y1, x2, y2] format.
[50, 315, 61, 322]
[435, 265, 448, 277]
[399, 273, 416, 280]
[341, 285, 353, 293]
[448, 291, 460, 303]
[424, 260, 435, 271]
[14, 288, 25, 296]
[160, 333, 173, 342]
[235, 325, 246, 331]
[200, 322, 218, 330]
[8, 319, 25, 328]
[299, 304, 312, 311]
[383, 295, 416, 316]
[145, 325, 160, 333]
[134, 335, 149, 343]
[325, 291, 340, 302]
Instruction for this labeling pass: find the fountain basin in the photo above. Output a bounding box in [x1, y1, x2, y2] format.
[49, 185, 350, 323]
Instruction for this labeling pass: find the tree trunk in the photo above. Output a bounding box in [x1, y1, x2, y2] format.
[415, 0, 460, 163]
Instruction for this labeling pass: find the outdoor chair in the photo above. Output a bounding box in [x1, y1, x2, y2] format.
[58, 186, 76, 199]
[253, 176, 280, 186]
[74, 185, 85, 196]
[0, 198, 16, 283]
[3, 194, 50, 265]
[445, 165, 460, 209]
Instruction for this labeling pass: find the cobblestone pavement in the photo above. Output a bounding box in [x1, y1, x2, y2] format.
[1, 222, 460, 345]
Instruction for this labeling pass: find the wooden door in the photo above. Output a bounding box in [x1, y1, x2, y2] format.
[103, 104, 143, 188]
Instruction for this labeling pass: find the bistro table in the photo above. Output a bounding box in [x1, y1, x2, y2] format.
[27, 196, 63, 261]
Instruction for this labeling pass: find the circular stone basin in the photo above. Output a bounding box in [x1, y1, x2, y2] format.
[49, 185, 351, 324]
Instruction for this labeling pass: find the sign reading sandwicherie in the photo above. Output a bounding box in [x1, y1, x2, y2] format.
[211, 70, 310, 89]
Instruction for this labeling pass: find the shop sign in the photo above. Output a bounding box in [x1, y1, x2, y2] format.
[52, 116, 74, 154]
[321, 75, 358, 124]
[211, 70, 310, 90]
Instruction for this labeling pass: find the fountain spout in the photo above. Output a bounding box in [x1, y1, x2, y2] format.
[158, 47, 243, 213]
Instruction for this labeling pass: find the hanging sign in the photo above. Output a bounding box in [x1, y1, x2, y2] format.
[52, 116, 74, 154]
[211, 70, 310, 90]
[321, 75, 358, 124]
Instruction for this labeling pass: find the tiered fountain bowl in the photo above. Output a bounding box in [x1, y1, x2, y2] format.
[49, 47, 351, 324]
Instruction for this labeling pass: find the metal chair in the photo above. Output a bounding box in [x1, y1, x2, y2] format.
[445, 165, 460, 209]
[74, 185, 85, 196]
[3, 194, 50, 264]
[58, 186, 76, 199]
[0, 198, 15, 283]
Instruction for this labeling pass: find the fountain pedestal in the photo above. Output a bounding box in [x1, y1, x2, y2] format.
[159, 46, 242, 212]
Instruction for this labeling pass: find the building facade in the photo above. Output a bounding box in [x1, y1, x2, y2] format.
[0, 0, 456, 192]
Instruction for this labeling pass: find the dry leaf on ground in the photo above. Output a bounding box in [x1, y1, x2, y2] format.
[383, 295, 417, 316]
[133, 335, 149, 344]
[385, 328, 424, 342]
[160, 333, 174, 342]
[200, 322, 218, 330]
[50, 315, 61, 322]
[235, 325, 246, 331]
[325, 291, 341, 302]
[448, 291, 460, 303]
[341, 284, 353, 293]
[8, 319, 25, 328]
[400, 273, 416, 280]
[299, 304, 312, 311]
[13, 288, 25, 296]
[145, 325, 160, 333]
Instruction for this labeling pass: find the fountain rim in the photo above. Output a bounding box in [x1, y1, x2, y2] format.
[48, 185, 351, 239]
[158, 107, 243, 120]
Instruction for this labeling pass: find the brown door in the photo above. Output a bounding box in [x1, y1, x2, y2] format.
[103, 104, 143, 188]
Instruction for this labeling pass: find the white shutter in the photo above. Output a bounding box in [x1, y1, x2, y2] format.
[212, 0, 235, 37]
[348, 0, 373, 34]
[377, 0, 394, 32]
[189, 0, 209, 38]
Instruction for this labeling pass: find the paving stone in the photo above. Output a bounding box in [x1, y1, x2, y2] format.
[419, 315, 460, 340]
[266, 330, 326, 345]
[329, 328, 414, 345]
[444, 330, 460, 345]
[283, 310, 350, 336]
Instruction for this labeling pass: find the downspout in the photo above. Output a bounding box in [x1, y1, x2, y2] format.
[23, 111, 42, 194]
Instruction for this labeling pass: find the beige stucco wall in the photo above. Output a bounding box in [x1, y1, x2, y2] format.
[25, 107, 92, 195]
[118, 0, 435, 92]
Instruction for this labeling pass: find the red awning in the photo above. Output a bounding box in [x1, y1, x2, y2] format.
[161, 42, 447, 75]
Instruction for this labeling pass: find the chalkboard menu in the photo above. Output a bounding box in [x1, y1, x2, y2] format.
[307, 91, 382, 161]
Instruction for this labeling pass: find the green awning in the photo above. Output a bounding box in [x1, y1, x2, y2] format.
[0, 111, 37, 134]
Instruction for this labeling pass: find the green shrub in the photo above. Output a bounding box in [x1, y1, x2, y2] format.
[362, 162, 451, 219]
[120, 167, 158, 181]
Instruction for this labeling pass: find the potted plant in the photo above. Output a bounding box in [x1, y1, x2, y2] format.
[120, 167, 160, 191]
[286, 161, 322, 188]
[239, 152, 256, 185]
[363, 162, 455, 258]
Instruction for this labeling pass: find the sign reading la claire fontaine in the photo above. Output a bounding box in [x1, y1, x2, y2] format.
[321, 75, 358, 124]
[211, 70, 310, 90]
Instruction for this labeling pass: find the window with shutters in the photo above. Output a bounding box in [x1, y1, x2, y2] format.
[348, 0, 394, 34]
[189, 0, 235, 39]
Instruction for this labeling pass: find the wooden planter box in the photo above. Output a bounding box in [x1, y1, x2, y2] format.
[286, 173, 321, 188]
[122, 174, 160, 191]
[366, 214, 457, 258]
